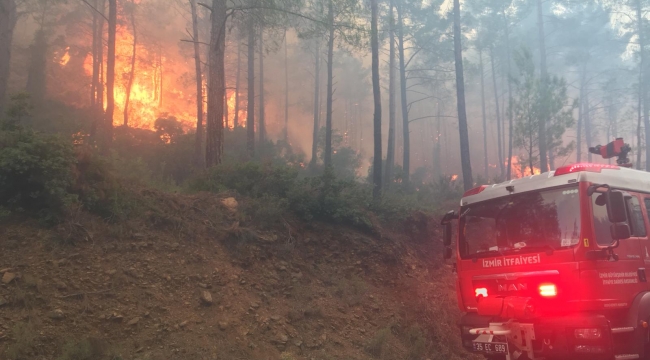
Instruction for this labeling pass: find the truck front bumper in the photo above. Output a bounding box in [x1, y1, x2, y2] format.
[460, 312, 614, 360]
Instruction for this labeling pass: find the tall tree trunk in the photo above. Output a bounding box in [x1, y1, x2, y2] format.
[638, 0, 650, 169]
[490, 47, 504, 179]
[453, 0, 473, 191]
[205, 0, 226, 167]
[536, 0, 549, 171]
[577, 64, 586, 163]
[91, 0, 105, 140]
[310, 40, 320, 168]
[258, 28, 266, 144]
[384, 0, 396, 188]
[223, 62, 228, 128]
[123, 2, 137, 127]
[246, 21, 255, 158]
[344, 99, 349, 145]
[97, 0, 105, 110]
[433, 105, 442, 177]
[397, 0, 410, 184]
[283, 29, 290, 142]
[324, 0, 335, 167]
[91, 0, 98, 107]
[504, 11, 513, 180]
[639, 80, 644, 168]
[190, 0, 204, 167]
[26, 30, 47, 103]
[479, 48, 488, 180]
[234, 41, 240, 128]
[582, 85, 592, 162]
[105, 0, 117, 147]
[0, 0, 17, 116]
[370, 0, 382, 199]
[158, 50, 163, 107]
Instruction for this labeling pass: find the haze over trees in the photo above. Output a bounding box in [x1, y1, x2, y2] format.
[1, 0, 648, 196]
[4, 2, 650, 358]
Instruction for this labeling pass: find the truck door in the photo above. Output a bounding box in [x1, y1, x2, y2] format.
[640, 196, 650, 290]
[587, 192, 647, 308]
[624, 195, 648, 289]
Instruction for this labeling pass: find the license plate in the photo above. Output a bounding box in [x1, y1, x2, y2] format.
[472, 341, 508, 354]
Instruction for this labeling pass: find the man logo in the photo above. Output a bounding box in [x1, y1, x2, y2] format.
[498, 283, 528, 292]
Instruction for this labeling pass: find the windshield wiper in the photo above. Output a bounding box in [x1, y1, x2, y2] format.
[512, 244, 555, 256]
[471, 248, 506, 263]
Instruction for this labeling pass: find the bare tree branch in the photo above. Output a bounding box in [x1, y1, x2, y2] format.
[198, 2, 212, 11]
[409, 115, 457, 123]
[80, 0, 109, 21]
[181, 39, 210, 46]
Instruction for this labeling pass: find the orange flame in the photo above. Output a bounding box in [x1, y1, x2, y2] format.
[59, 47, 71, 66]
[83, 24, 195, 129]
[509, 156, 541, 178]
[225, 90, 246, 128]
[451, 174, 459, 181]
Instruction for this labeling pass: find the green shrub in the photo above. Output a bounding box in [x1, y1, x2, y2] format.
[242, 195, 289, 229]
[288, 167, 371, 228]
[0, 123, 137, 223]
[0, 128, 75, 221]
[72, 145, 118, 216]
[189, 162, 299, 199]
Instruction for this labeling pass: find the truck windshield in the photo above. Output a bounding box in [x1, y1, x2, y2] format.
[459, 186, 581, 259]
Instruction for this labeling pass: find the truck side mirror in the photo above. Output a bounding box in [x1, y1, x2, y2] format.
[610, 223, 631, 240]
[606, 191, 628, 223]
[443, 247, 453, 260]
[441, 210, 458, 225]
[443, 222, 452, 247]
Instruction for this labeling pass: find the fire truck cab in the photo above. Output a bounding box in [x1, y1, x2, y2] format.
[443, 162, 650, 360]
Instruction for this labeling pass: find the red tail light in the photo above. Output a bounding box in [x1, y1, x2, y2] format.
[539, 283, 557, 297]
[475, 287, 488, 298]
[464, 185, 488, 197]
[554, 163, 619, 176]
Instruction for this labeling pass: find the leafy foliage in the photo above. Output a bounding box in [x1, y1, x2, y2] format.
[288, 167, 371, 227]
[0, 127, 76, 221]
[190, 161, 299, 198]
[511, 47, 575, 172]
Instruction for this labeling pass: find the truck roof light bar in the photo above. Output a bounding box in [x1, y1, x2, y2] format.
[463, 185, 488, 197]
[554, 163, 620, 177]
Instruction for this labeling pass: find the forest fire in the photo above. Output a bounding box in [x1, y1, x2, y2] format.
[82, 24, 203, 129]
[510, 156, 541, 178]
[226, 90, 245, 128]
[59, 48, 71, 66]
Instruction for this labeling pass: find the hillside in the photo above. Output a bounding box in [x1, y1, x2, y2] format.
[0, 187, 476, 360]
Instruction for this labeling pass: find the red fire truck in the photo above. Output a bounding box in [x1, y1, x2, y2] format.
[442, 139, 650, 360]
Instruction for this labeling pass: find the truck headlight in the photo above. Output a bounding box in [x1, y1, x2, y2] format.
[574, 328, 602, 340]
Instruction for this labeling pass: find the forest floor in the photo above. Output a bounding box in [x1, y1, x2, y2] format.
[0, 187, 478, 360]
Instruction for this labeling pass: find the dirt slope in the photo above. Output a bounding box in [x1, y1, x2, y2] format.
[0, 189, 477, 360]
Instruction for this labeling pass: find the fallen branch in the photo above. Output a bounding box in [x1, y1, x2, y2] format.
[58, 289, 111, 299]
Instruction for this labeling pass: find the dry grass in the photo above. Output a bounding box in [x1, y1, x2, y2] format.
[4, 322, 37, 360]
[365, 327, 391, 358]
